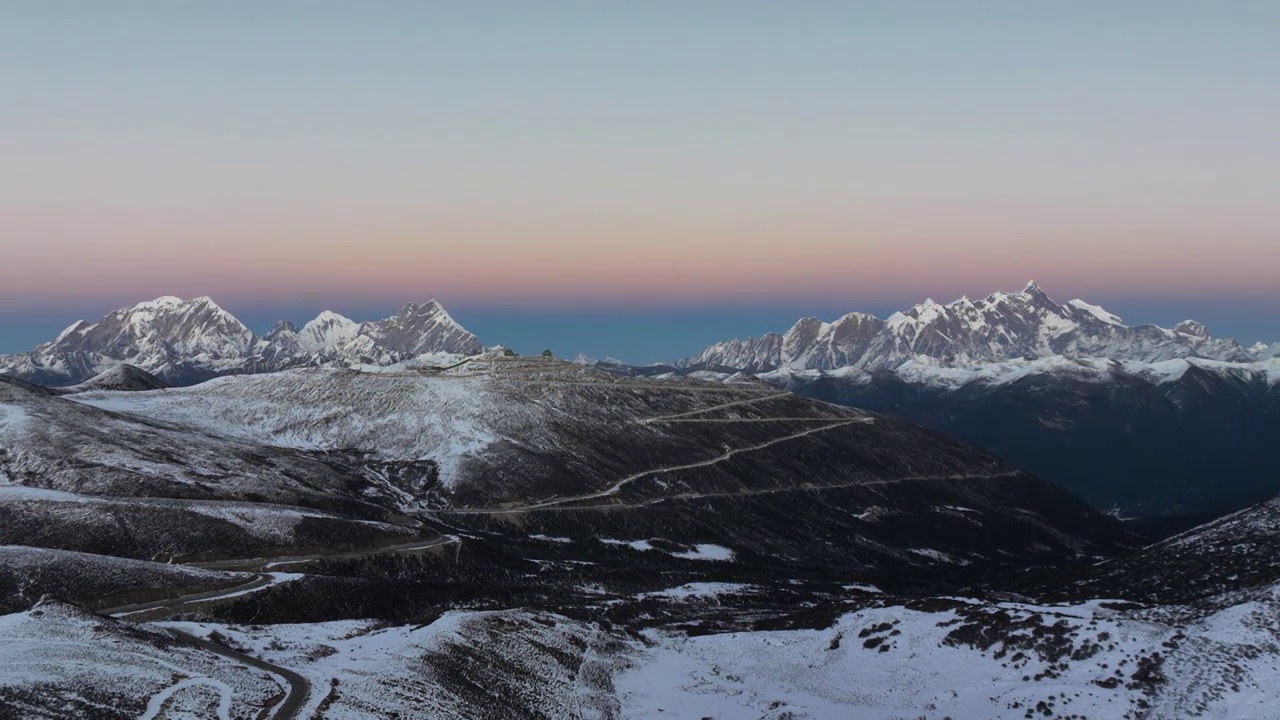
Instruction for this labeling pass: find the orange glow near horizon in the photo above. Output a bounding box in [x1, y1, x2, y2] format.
[3, 4, 1278, 316]
[4, 205, 1278, 310]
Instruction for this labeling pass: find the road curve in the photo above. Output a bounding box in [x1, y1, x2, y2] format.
[99, 533, 460, 719]
[194, 534, 461, 571]
[102, 574, 274, 619]
[639, 391, 790, 423]
[167, 627, 310, 720]
[442, 418, 872, 514]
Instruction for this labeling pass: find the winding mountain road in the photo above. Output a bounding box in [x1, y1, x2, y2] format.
[103, 574, 277, 619]
[194, 534, 461, 571]
[639, 391, 790, 423]
[91, 383, 872, 717]
[104, 585, 310, 720]
[98, 533, 462, 720]
[442, 417, 874, 514]
[168, 628, 310, 720]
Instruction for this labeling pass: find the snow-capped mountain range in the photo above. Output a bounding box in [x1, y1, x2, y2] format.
[0, 296, 483, 386]
[680, 281, 1267, 372]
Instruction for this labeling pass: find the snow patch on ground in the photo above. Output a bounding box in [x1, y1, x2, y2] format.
[599, 539, 735, 562]
[600, 538, 655, 552]
[0, 404, 29, 431]
[842, 583, 883, 594]
[638, 582, 753, 599]
[669, 544, 735, 562]
[908, 548, 965, 564]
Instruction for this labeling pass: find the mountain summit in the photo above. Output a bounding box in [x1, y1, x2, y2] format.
[680, 282, 1255, 372]
[0, 297, 483, 386]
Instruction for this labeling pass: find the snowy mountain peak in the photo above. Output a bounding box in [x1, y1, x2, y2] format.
[311, 310, 350, 323]
[1249, 342, 1280, 359]
[367, 300, 482, 358]
[0, 297, 485, 386]
[266, 320, 299, 337]
[395, 298, 444, 317]
[681, 283, 1253, 372]
[138, 295, 184, 308]
[1173, 319, 1209, 339]
[297, 311, 360, 354]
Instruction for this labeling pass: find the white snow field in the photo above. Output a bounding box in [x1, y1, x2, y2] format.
[615, 590, 1280, 720]
[0, 602, 282, 719]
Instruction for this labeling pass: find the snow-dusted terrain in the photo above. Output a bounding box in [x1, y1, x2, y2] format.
[0, 601, 283, 718]
[1, 353, 1278, 718]
[66, 359, 1027, 510]
[0, 372, 418, 513]
[614, 587, 1280, 720]
[0, 545, 251, 614]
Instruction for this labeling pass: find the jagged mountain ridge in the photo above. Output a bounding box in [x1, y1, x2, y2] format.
[0, 296, 483, 386]
[681, 281, 1259, 372]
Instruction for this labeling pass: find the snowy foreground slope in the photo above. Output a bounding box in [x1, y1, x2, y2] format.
[69, 359, 1082, 511]
[0, 601, 281, 719]
[612, 587, 1280, 720]
[8, 581, 1278, 719]
[1, 359, 1278, 718]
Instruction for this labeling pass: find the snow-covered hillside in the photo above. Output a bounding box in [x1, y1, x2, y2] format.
[759, 354, 1280, 392]
[0, 546, 250, 613]
[1, 353, 1277, 718]
[0, 601, 283, 718]
[16, 581, 1278, 719]
[0, 374, 381, 509]
[54, 364, 169, 394]
[69, 359, 1079, 512]
[614, 586, 1280, 719]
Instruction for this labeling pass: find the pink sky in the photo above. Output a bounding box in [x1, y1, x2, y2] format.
[4, 198, 1277, 309]
[2, 3, 1278, 317]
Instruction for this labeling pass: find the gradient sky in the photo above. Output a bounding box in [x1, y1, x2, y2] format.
[2, 2, 1278, 360]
